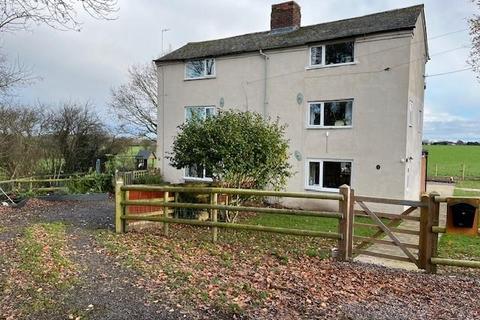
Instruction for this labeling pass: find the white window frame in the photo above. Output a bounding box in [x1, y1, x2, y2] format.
[184, 165, 213, 182]
[305, 159, 353, 192]
[307, 41, 356, 69]
[306, 100, 353, 129]
[184, 105, 216, 122]
[183, 105, 216, 181]
[184, 58, 216, 80]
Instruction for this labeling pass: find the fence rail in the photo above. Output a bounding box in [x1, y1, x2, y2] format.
[114, 179, 480, 273]
[115, 180, 350, 260]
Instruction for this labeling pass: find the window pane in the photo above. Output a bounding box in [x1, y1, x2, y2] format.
[309, 104, 322, 126]
[323, 161, 351, 189]
[310, 46, 322, 65]
[308, 162, 320, 186]
[186, 106, 214, 121]
[205, 107, 215, 118]
[186, 164, 204, 178]
[325, 42, 354, 65]
[186, 60, 205, 78]
[205, 59, 215, 75]
[324, 101, 352, 126]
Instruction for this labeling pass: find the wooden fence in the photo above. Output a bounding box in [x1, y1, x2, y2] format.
[352, 195, 426, 267]
[115, 180, 352, 260]
[114, 179, 480, 272]
[115, 170, 148, 185]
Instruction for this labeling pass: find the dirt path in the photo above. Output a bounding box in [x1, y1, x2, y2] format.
[2, 196, 480, 319]
[0, 198, 189, 320]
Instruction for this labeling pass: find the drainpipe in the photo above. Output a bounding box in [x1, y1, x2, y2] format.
[259, 50, 269, 118]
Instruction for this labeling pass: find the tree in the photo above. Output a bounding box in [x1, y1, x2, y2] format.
[109, 62, 157, 139]
[470, 0, 480, 78]
[0, 0, 118, 33]
[0, 0, 118, 100]
[169, 110, 292, 221]
[0, 104, 44, 178]
[45, 102, 111, 173]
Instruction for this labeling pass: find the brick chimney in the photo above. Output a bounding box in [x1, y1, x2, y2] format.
[270, 1, 301, 32]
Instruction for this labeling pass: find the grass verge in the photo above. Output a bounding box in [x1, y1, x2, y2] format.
[1, 222, 77, 317]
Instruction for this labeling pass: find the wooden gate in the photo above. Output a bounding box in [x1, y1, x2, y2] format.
[352, 195, 428, 267]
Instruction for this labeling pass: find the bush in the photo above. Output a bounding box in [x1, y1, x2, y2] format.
[133, 173, 166, 185]
[169, 110, 292, 190]
[66, 173, 112, 194]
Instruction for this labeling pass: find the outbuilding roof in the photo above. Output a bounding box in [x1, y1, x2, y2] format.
[155, 4, 424, 63]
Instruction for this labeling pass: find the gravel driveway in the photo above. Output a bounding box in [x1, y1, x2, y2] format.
[1, 196, 480, 320]
[0, 197, 189, 320]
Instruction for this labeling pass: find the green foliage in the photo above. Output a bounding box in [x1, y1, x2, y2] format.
[438, 234, 480, 260]
[169, 110, 292, 190]
[133, 173, 165, 185]
[66, 173, 112, 194]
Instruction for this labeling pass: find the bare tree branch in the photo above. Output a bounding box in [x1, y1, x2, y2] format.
[469, 0, 480, 79]
[109, 62, 157, 140]
[0, 0, 118, 33]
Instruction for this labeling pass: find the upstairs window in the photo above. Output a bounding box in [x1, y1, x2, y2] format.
[310, 41, 354, 66]
[185, 58, 215, 79]
[308, 100, 353, 127]
[185, 106, 215, 121]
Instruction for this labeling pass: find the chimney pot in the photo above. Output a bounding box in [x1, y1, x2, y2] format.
[270, 1, 301, 31]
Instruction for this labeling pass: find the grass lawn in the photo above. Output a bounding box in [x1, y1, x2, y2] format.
[438, 234, 480, 261]
[453, 180, 480, 196]
[453, 189, 480, 197]
[246, 213, 389, 238]
[424, 145, 480, 177]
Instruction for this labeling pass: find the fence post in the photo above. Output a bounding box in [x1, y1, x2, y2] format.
[211, 192, 218, 243]
[428, 191, 440, 274]
[174, 192, 179, 219]
[419, 191, 440, 273]
[418, 193, 429, 270]
[337, 185, 352, 261]
[115, 177, 125, 233]
[163, 191, 170, 236]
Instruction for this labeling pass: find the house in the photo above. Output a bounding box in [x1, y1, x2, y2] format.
[154, 2, 428, 205]
[135, 150, 156, 170]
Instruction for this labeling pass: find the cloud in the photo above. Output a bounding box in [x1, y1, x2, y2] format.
[424, 108, 480, 141]
[1, 0, 480, 140]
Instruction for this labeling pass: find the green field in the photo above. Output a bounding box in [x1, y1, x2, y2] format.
[423, 145, 480, 178]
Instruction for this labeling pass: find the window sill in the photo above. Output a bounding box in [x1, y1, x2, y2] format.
[306, 126, 352, 130]
[183, 177, 213, 182]
[305, 61, 357, 70]
[184, 76, 216, 81]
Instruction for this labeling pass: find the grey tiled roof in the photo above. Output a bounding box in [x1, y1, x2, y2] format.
[155, 4, 424, 63]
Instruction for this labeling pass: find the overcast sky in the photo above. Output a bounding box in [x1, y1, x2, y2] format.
[4, 0, 480, 141]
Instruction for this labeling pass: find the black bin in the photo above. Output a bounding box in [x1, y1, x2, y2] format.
[451, 203, 476, 228]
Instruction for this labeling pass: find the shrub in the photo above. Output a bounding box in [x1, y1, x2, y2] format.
[133, 173, 166, 185]
[169, 110, 292, 222]
[169, 111, 292, 188]
[66, 173, 112, 194]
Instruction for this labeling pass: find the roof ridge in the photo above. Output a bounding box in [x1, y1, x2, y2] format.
[156, 4, 424, 62]
[184, 4, 424, 46]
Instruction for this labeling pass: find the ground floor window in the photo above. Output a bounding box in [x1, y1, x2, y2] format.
[184, 164, 212, 181]
[306, 159, 352, 191]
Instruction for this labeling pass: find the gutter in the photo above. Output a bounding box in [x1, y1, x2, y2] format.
[259, 49, 269, 118]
